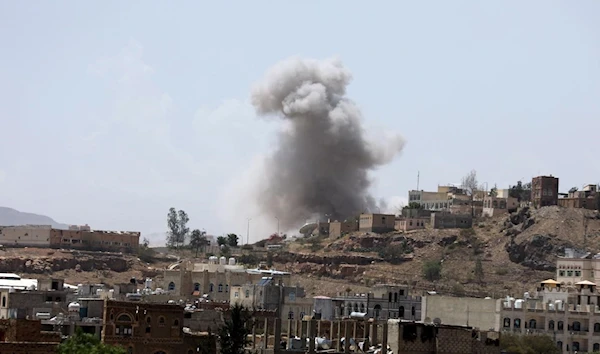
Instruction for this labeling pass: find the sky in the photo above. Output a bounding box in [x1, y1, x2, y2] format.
[1, 1, 599, 244]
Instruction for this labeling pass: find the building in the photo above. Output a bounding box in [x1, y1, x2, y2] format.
[0, 225, 52, 247]
[328, 219, 359, 239]
[430, 212, 473, 229]
[531, 175, 559, 208]
[50, 228, 140, 253]
[359, 213, 395, 233]
[394, 217, 428, 232]
[387, 320, 501, 354]
[4, 278, 69, 320]
[421, 295, 500, 331]
[408, 187, 453, 211]
[0, 319, 61, 353]
[558, 184, 600, 210]
[230, 278, 313, 329]
[102, 300, 213, 354]
[162, 258, 291, 302]
[482, 195, 519, 217]
[556, 248, 598, 285]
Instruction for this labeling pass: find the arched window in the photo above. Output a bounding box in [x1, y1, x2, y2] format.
[514, 318, 521, 329]
[573, 321, 581, 331]
[218, 284, 223, 292]
[347, 306, 352, 316]
[558, 321, 564, 330]
[374, 305, 381, 319]
[288, 311, 294, 320]
[210, 283, 214, 292]
[117, 314, 132, 322]
[503, 318, 511, 328]
[595, 323, 600, 332]
[159, 316, 165, 325]
[411, 306, 416, 317]
[115, 314, 133, 336]
[193, 283, 200, 291]
[557, 341, 563, 350]
[360, 303, 365, 313]
[353, 303, 358, 312]
[168, 282, 175, 291]
[1, 296, 5, 308]
[573, 341, 580, 352]
[394, 292, 398, 303]
[594, 343, 600, 352]
[399, 306, 405, 318]
[528, 319, 537, 329]
[388, 292, 392, 302]
[548, 320, 554, 330]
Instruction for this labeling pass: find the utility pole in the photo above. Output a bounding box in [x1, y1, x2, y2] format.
[417, 171, 420, 190]
[276, 217, 280, 236]
[246, 218, 251, 245]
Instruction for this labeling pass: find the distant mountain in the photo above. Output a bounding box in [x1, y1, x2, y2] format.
[0, 207, 69, 229]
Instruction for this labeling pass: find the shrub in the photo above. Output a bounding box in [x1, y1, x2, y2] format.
[496, 268, 509, 276]
[241, 244, 253, 250]
[423, 260, 442, 281]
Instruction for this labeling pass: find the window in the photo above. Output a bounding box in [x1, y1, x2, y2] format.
[210, 284, 214, 292]
[168, 282, 175, 291]
[159, 316, 165, 326]
[572, 341, 580, 352]
[558, 321, 564, 330]
[557, 341, 563, 350]
[193, 283, 200, 291]
[234, 292, 239, 298]
[567, 271, 573, 277]
[1, 296, 4, 307]
[514, 319, 521, 329]
[245, 290, 249, 298]
[528, 319, 536, 329]
[394, 292, 398, 303]
[218, 284, 223, 292]
[595, 323, 600, 333]
[594, 343, 600, 352]
[573, 321, 581, 331]
[503, 318, 511, 328]
[575, 271, 581, 277]
[411, 306, 415, 317]
[288, 311, 294, 320]
[559, 270, 565, 276]
[117, 314, 132, 322]
[548, 320, 554, 330]
[399, 306, 405, 318]
[225, 284, 229, 293]
[289, 293, 296, 301]
[174, 319, 179, 326]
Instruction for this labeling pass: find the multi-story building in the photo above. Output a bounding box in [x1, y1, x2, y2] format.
[0, 225, 140, 253]
[421, 295, 500, 331]
[102, 300, 213, 354]
[531, 175, 559, 208]
[408, 188, 453, 211]
[358, 213, 395, 233]
[394, 216, 428, 232]
[230, 278, 313, 329]
[558, 184, 600, 211]
[0, 318, 61, 353]
[162, 258, 291, 302]
[482, 195, 519, 217]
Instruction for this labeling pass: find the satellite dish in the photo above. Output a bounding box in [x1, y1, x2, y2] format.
[299, 223, 318, 235]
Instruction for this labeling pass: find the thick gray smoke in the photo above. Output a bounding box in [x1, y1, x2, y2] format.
[251, 57, 404, 230]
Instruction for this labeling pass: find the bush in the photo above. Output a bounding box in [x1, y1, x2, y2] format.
[500, 333, 559, 354]
[378, 242, 413, 262]
[496, 268, 509, 276]
[237, 254, 259, 266]
[451, 282, 465, 296]
[241, 244, 253, 250]
[423, 260, 442, 281]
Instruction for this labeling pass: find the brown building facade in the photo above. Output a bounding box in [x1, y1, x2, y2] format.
[531, 175, 559, 208]
[0, 319, 61, 353]
[50, 229, 140, 253]
[359, 213, 395, 233]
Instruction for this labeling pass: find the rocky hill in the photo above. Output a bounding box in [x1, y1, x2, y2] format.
[270, 206, 600, 298]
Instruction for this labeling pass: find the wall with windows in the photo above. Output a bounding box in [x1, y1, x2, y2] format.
[421, 296, 500, 331]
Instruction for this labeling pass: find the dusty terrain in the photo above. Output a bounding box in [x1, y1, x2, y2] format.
[3, 206, 600, 299]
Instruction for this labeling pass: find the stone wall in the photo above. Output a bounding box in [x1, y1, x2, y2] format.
[0, 342, 58, 353]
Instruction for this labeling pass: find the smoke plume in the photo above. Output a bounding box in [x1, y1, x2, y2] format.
[250, 57, 405, 230]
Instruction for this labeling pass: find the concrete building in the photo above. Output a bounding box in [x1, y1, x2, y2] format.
[50, 228, 140, 253]
[430, 212, 473, 229]
[421, 295, 500, 331]
[408, 188, 452, 211]
[359, 213, 395, 233]
[328, 219, 359, 239]
[162, 259, 291, 302]
[0, 225, 52, 247]
[394, 216, 428, 232]
[558, 184, 600, 210]
[556, 248, 599, 285]
[482, 195, 519, 217]
[531, 175, 559, 208]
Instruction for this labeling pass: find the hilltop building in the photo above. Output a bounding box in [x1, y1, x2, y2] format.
[531, 175, 559, 208]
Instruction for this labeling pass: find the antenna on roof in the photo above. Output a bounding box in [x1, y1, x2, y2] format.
[417, 171, 420, 191]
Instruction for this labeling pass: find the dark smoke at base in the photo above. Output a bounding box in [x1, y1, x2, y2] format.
[251, 57, 404, 230]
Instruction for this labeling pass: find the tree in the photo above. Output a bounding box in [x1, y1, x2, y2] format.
[58, 328, 126, 354]
[138, 237, 156, 263]
[217, 236, 228, 247]
[423, 260, 442, 281]
[190, 229, 209, 257]
[218, 303, 253, 354]
[227, 233, 239, 247]
[509, 180, 532, 202]
[403, 202, 424, 210]
[166, 207, 190, 249]
[474, 258, 484, 284]
[461, 170, 478, 216]
[489, 184, 498, 197]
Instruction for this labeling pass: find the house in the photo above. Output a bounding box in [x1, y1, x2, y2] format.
[558, 184, 600, 210]
[359, 214, 395, 233]
[482, 195, 519, 217]
[430, 212, 473, 229]
[328, 219, 359, 239]
[531, 175, 559, 208]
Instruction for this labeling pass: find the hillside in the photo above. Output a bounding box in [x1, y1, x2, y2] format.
[0, 207, 69, 229]
[269, 206, 600, 298]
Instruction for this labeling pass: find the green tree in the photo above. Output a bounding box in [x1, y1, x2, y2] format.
[403, 202, 424, 210]
[423, 260, 442, 281]
[266, 252, 274, 268]
[190, 229, 209, 257]
[166, 207, 190, 249]
[219, 303, 253, 354]
[58, 328, 126, 354]
[217, 236, 228, 247]
[474, 258, 484, 284]
[227, 233, 239, 247]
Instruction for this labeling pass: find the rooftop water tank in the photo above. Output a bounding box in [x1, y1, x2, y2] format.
[219, 256, 226, 265]
[228, 257, 236, 265]
[514, 299, 524, 309]
[68, 302, 81, 312]
[209, 256, 218, 264]
[145, 278, 153, 289]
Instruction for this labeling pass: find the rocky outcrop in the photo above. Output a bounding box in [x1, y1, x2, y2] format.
[505, 234, 566, 271]
[272, 252, 377, 265]
[0, 254, 131, 274]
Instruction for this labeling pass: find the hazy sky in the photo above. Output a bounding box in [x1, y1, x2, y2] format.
[1, 1, 599, 243]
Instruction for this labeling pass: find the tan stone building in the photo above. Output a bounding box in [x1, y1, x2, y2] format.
[328, 219, 359, 238]
[421, 295, 501, 331]
[0, 225, 52, 247]
[482, 195, 518, 217]
[359, 213, 395, 233]
[50, 228, 140, 253]
[394, 217, 428, 232]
